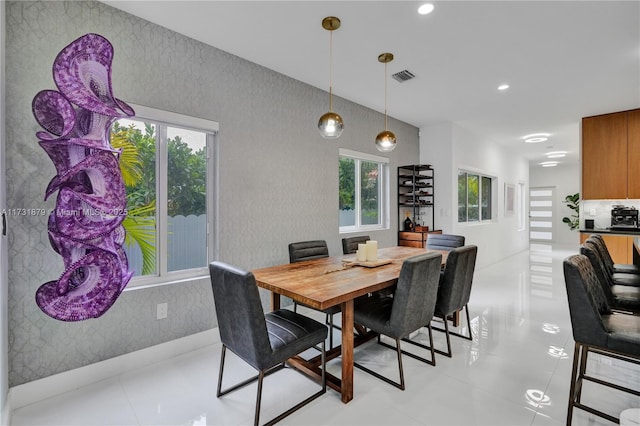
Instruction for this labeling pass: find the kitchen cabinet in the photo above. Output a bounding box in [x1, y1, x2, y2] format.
[580, 233, 635, 264]
[582, 108, 640, 200]
[628, 109, 640, 198]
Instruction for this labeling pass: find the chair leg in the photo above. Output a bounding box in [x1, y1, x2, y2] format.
[264, 341, 327, 426]
[576, 343, 589, 404]
[396, 338, 406, 390]
[217, 345, 281, 398]
[399, 324, 437, 366]
[216, 345, 226, 397]
[354, 337, 406, 390]
[218, 342, 327, 426]
[442, 317, 452, 358]
[254, 370, 265, 426]
[566, 342, 581, 426]
[432, 305, 473, 341]
[464, 305, 472, 340]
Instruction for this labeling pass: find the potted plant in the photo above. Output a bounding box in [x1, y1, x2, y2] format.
[562, 193, 580, 230]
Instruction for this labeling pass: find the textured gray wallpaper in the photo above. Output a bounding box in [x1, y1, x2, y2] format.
[5, 0, 419, 386]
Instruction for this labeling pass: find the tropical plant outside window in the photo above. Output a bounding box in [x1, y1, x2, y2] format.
[458, 170, 493, 222]
[339, 149, 388, 232]
[110, 113, 214, 282]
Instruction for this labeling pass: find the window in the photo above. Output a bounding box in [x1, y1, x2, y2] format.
[339, 149, 389, 232]
[458, 170, 493, 222]
[111, 105, 218, 287]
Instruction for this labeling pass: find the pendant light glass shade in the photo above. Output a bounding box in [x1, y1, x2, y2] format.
[318, 111, 344, 139]
[375, 130, 397, 152]
[318, 16, 344, 139]
[376, 52, 397, 152]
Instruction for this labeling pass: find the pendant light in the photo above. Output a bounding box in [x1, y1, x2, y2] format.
[318, 16, 344, 139]
[375, 52, 397, 152]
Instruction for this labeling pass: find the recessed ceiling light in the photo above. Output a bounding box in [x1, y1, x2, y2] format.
[546, 151, 567, 158]
[498, 84, 509, 91]
[523, 133, 551, 143]
[540, 161, 559, 167]
[418, 3, 435, 15]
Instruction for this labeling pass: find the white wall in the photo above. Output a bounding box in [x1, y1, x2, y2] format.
[420, 122, 529, 267]
[530, 162, 580, 244]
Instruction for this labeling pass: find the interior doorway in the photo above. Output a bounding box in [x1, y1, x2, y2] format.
[529, 186, 555, 242]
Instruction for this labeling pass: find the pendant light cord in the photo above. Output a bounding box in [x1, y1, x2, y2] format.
[329, 30, 334, 112]
[384, 61, 388, 130]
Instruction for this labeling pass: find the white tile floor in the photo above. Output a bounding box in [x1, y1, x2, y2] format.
[11, 243, 640, 426]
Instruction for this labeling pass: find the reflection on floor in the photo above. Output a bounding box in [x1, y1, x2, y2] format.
[11, 243, 640, 426]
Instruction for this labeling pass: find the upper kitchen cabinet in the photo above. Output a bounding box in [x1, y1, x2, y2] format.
[582, 109, 640, 199]
[628, 109, 640, 198]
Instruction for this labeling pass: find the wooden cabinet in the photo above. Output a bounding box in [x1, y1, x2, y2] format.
[628, 109, 640, 198]
[582, 108, 640, 199]
[398, 230, 442, 248]
[580, 233, 635, 263]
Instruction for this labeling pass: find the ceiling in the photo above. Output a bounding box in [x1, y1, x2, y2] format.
[102, 1, 640, 167]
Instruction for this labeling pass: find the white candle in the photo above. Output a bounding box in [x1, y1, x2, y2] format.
[356, 249, 367, 262]
[366, 240, 378, 261]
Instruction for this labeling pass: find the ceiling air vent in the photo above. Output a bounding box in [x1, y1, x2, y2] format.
[392, 69, 415, 83]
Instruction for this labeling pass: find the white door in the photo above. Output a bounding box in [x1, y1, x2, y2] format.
[529, 187, 555, 242]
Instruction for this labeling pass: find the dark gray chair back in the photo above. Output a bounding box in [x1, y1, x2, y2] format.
[209, 261, 271, 370]
[580, 242, 616, 299]
[587, 234, 616, 275]
[342, 235, 370, 254]
[289, 240, 329, 263]
[426, 234, 465, 251]
[563, 254, 612, 349]
[580, 240, 614, 287]
[436, 245, 478, 316]
[389, 252, 443, 337]
[438, 245, 478, 316]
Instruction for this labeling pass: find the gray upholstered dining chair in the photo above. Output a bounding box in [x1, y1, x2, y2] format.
[288, 240, 330, 263]
[426, 233, 465, 251]
[342, 235, 370, 254]
[563, 254, 640, 425]
[588, 234, 640, 276]
[288, 240, 339, 349]
[580, 242, 640, 311]
[353, 252, 442, 390]
[428, 245, 478, 357]
[209, 261, 328, 426]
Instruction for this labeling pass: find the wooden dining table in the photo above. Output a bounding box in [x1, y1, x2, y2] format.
[251, 245, 447, 403]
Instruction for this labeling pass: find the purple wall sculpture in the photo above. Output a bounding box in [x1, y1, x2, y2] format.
[31, 33, 135, 321]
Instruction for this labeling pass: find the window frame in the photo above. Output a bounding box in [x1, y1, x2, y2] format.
[120, 104, 218, 290]
[458, 169, 495, 224]
[339, 149, 390, 233]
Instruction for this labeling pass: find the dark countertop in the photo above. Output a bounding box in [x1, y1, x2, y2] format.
[581, 228, 640, 236]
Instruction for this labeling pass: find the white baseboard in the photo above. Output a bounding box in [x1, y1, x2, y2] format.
[8, 328, 220, 411]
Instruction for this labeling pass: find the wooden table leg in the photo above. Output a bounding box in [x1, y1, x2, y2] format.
[452, 309, 460, 327]
[270, 293, 281, 311]
[341, 299, 354, 403]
